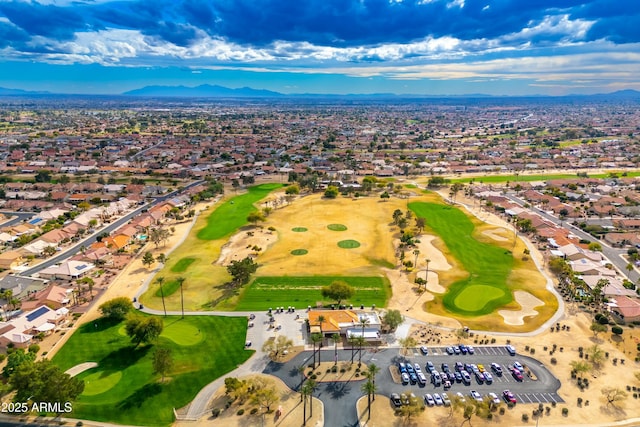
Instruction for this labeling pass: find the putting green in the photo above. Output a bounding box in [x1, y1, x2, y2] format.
[327, 224, 347, 231]
[171, 257, 197, 273]
[160, 320, 203, 346]
[454, 285, 507, 312]
[291, 249, 308, 255]
[81, 370, 123, 396]
[291, 227, 308, 232]
[338, 240, 361, 249]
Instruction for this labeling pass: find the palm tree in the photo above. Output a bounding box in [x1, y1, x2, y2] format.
[332, 333, 341, 365]
[310, 333, 322, 368]
[156, 276, 167, 317]
[413, 249, 420, 269]
[366, 363, 380, 401]
[297, 365, 306, 400]
[176, 276, 185, 319]
[348, 335, 357, 363]
[361, 378, 376, 420]
[317, 315, 325, 366]
[301, 382, 311, 426]
[355, 336, 367, 367]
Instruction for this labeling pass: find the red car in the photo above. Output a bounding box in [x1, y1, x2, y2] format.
[503, 390, 517, 404]
[512, 368, 523, 381]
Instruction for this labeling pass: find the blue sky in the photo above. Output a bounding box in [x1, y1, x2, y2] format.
[0, 0, 639, 95]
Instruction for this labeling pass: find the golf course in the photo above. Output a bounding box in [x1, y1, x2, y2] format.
[52, 315, 253, 426]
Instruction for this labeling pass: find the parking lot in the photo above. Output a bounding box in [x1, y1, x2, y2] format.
[380, 345, 564, 406]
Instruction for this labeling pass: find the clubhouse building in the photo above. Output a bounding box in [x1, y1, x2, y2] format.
[307, 309, 382, 342]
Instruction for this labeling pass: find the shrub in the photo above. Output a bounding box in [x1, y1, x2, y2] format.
[76, 422, 83, 427]
[28, 344, 40, 354]
[612, 326, 623, 335]
[212, 408, 221, 418]
[562, 408, 569, 416]
[250, 408, 258, 415]
[522, 414, 529, 422]
[237, 408, 245, 416]
[550, 357, 557, 365]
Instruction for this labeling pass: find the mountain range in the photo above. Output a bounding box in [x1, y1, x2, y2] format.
[1, 85, 639, 100]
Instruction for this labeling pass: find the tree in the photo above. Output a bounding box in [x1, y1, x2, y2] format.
[301, 379, 317, 425]
[382, 309, 404, 331]
[125, 314, 163, 347]
[142, 251, 155, 269]
[354, 335, 367, 367]
[156, 276, 167, 317]
[602, 387, 627, 407]
[570, 360, 591, 378]
[262, 335, 294, 360]
[398, 337, 418, 354]
[413, 249, 420, 269]
[320, 280, 354, 305]
[247, 211, 266, 226]
[449, 182, 464, 203]
[35, 170, 52, 183]
[366, 363, 380, 396]
[227, 257, 259, 285]
[285, 184, 300, 195]
[332, 333, 341, 365]
[588, 242, 602, 252]
[43, 246, 57, 257]
[398, 393, 424, 423]
[380, 191, 390, 201]
[324, 185, 339, 198]
[156, 253, 167, 264]
[3, 348, 36, 378]
[10, 360, 84, 413]
[415, 217, 426, 234]
[225, 377, 251, 404]
[590, 322, 608, 338]
[149, 227, 170, 248]
[392, 209, 403, 225]
[361, 378, 376, 420]
[99, 297, 134, 321]
[586, 344, 606, 371]
[153, 347, 173, 382]
[177, 276, 185, 319]
[250, 377, 280, 412]
[310, 333, 322, 368]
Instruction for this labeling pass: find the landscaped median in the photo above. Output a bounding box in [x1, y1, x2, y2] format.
[52, 315, 253, 427]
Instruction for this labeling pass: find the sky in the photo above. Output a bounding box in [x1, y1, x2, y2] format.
[0, 0, 639, 96]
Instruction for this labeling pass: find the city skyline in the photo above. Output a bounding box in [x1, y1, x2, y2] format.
[0, 0, 639, 96]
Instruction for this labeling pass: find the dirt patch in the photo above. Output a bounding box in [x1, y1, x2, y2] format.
[498, 291, 544, 326]
[217, 227, 277, 265]
[481, 228, 509, 242]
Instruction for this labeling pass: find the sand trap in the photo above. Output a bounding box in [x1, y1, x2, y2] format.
[413, 235, 452, 271]
[498, 291, 544, 325]
[65, 362, 98, 377]
[424, 271, 445, 293]
[481, 228, 509, 242]
[216, 228, 276, 265]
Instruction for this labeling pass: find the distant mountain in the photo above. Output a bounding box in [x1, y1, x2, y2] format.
[123, 84, 284, 98]
[605, 89, 640, 98]
[0, 86, 51, 95]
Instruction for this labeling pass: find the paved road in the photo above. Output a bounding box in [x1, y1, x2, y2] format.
[0, 211, 35, 227]
[503, 192, 638, 283]
[19, 180, 205, 276]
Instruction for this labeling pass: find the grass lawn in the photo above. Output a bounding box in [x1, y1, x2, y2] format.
[409, 201, 514, 315]
[234, 276, 390, 311]
[171, 257, 197, 273]
[338, 239, 361, 248]
[197, 183, 282, 240]
[451, 170, 640, 184]
[155, 279, 180, 297]
[327, 223, 348, 231]
[52, 315, 253, 427]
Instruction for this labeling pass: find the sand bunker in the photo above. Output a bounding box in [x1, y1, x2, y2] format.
[424, 271, 445, 293]
[216, 228, 276, 265]
[481, 228, 509, 242]
[414, 235, 452, 271]
[498, 291, 544, 325]
[65, 362, 98, 377]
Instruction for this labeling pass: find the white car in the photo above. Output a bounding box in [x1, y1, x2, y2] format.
[433, 393, 444, 406]
[470, 390, 483, 402]
[513, 361, 524, 371]
[424, 393, 435, 406]
[441, 392, 451, 406]
[455, 392, 466, 403]
[488, 392, 501, 405]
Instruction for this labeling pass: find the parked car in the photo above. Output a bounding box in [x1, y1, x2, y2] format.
[420, 346, 429, 355]
[441, 392, 451, 406]
[433, 393, 444, 406]
[477, 364, 485, 372]
[454, 371, 463, 383]
[426, 361, 435, 373]
[441, 363, 450, 373]
[409, 373, 418, 384]
[461, 371, 471, 385]
[398, 362, 407, 373]
[414, 363, 422, 373]
[391, 393, 402, 407]
[453, 346, 461, 355]
[455, 361, 464, 372]
[455, 392, 466, 404]
[459, 344, 468, 354]
[417, 372, 427, 386]
[503, 390, 517, 404]
[446, 346, 455, 355]
[470, 390, 483, 402]
[467, 346, 475, 354]
[512, 368, 523, 381]
[432, 372, 442, 386]
[488, 392, 501, 405]
[474, 371, 485, 384]
[513, 361, 524, 371]
[506, 344, 516, 356]
[401, 372, 410, 384]
[491, 362, 503, 376]
[401, 393, 410, 405]
[443, 380, 452, 389]
[483, 372, 493, 383]
[424, 393, 435, 406]
[406, 364, 415, 375]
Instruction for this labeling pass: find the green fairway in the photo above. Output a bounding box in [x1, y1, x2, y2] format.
[338, 239, 361, 248]
[170, 257, 197, 273]
[235, 276, 390, 311]
[291, 249, 308, 255]
[52, 315, 253, 426]
[409, 202, 514, 315]
[197, 183, 281, 240]
[327, 223, 347, 231]
[451, 170, 640, 184]
[155, 279, 180, 297]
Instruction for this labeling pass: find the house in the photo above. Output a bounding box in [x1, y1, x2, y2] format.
[557, 244, 602, 262]
[307, 309, 382, 341]
[20, 285, 71, 311]
[0, 275, 49, 300]
[0, 305, 69, 349]
[609, 296, 640, 322]
[0, 251, 24, 270]
[38, 260, 95, 281]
